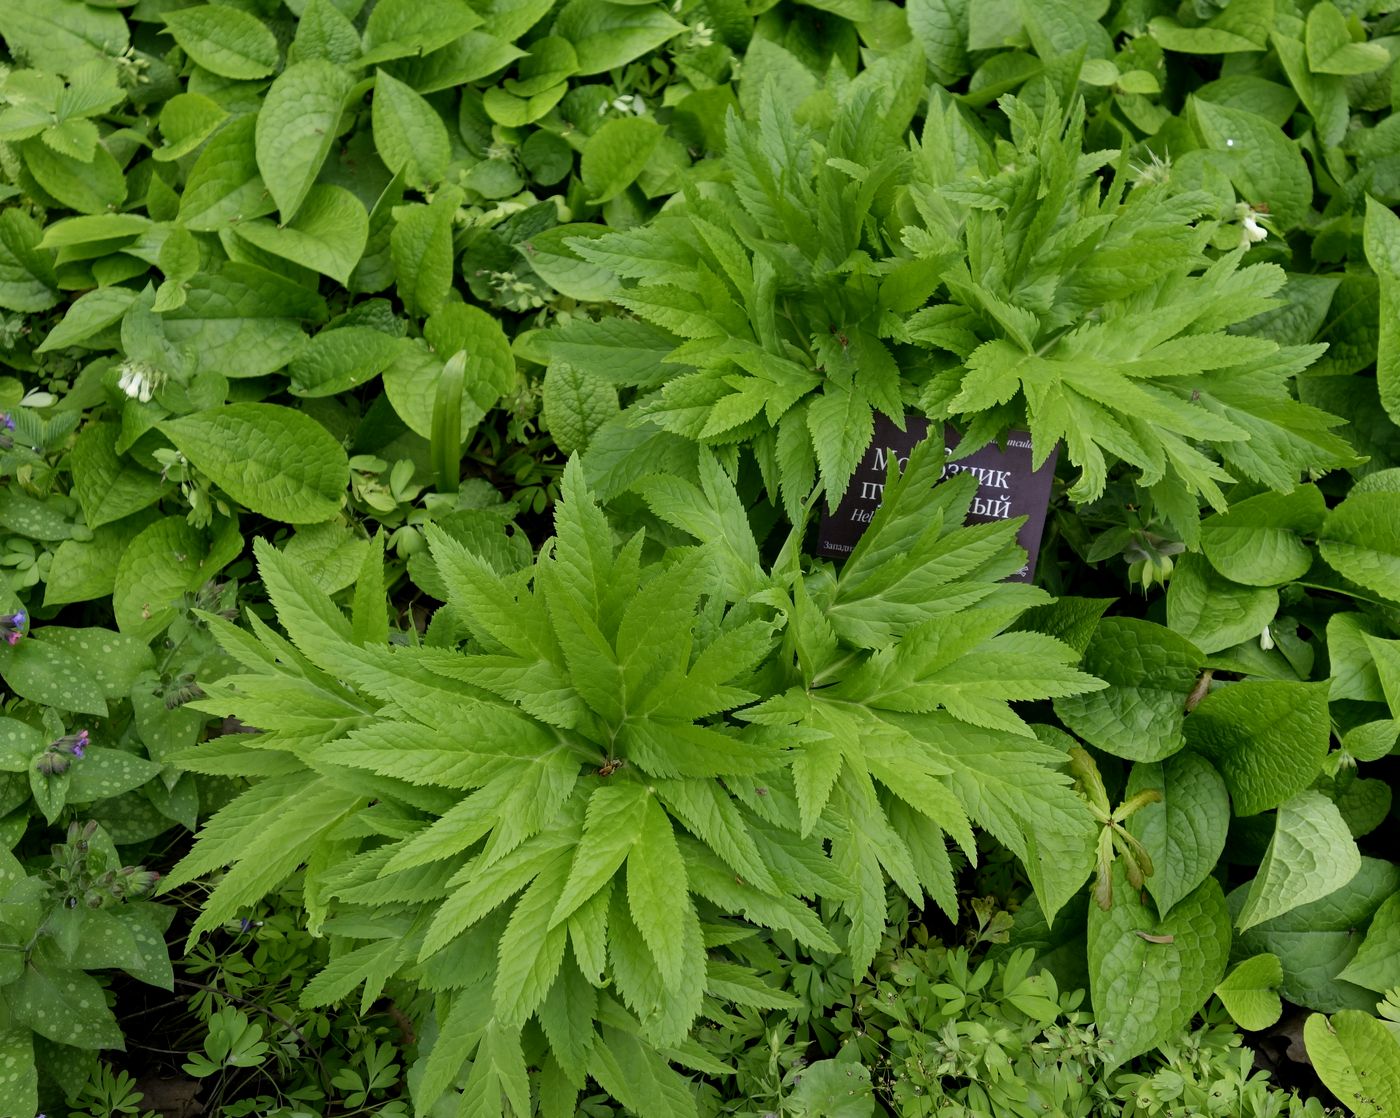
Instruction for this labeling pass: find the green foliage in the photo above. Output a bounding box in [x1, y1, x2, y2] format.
[1, 0, 1399, 1113]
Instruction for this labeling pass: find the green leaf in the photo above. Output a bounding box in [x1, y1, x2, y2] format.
[44, 514, 155, 608]
[524, 224, 622, 302]
[1365, 197, 1400, 428]
[1199, 486, 1326, 586]
[551, 784, 648, 928]
[179, 115, 278, 230]
[163, 4, 280, 79]
[0, 0, 127, 73]
[1191, 99, 1312, 229]
[1165, 553, 1277, 654]
[361, 0, 482, 66]
[1305, 2, 1391, 75]
[1236, 791, 1361, 931]
[1232, 857, 1400, 1012]
[10, 957, 124, 1049]
[1304, 1010, 1400, 1118]
[69, 746, 164, 802]
[1215, 954, 1283, 1031]
[1318, 491, 1400, 603]
[1086, 869, 1232, 1070]
[114, 517, 241, 642]
[1337, 893, 1400, 994]
[232, 184, 369, 284]
[1125, 750, 1230, 917]
[293, 0, 362, 65]
[21, 136, 125, 215]
[1054, 618, 1204, 762]
[0, 636, 107, 715]
[256, 60, 356, 223]
[553, 0, 685, 74]
[372, 69, 452, 184]
[289, 326, 406, 397]
[907, 0, 969, 84]
[390, 192, 456, 317]
[1149, 0, 1272, 54]
[0, 1028, 35, 1118]
[161, 404, 349, 523]
[785, 1059, 875, 1118]
[626, 795, 692, 986]
[581, 117, 664, 204]
[424, 302, 516, 414]
[36, 286, 135, 352]
[543, 361, 618, 455]
[1185, 680, 1330, 816]
[0, 209, 58, 312]
[163, 264, 326, 378]
[69, 422, 164, 529]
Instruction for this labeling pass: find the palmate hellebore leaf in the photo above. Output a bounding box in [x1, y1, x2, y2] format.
[169, 442, 1106, 1105]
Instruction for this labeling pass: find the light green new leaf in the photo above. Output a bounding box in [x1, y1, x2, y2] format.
[372, 70, 451, 184]
[1185, 680, 1330, 816]
[1126, 750, 1230, 917]
[550, 783, 648, 927]
[232, 184, 368, 285]
[255, 61, 355, 223]
[626, 795, 692, 986]
[1304, 1011, 1400, 1118]
[1054, 618, 1203, 762]
[1215, 954, 1283, 1031]
[1237, 791, 1361, 931]
[161, 404, 349, 523]
[1338, 893, 1400, 994]
[1087, 868, 1232, 1070]
[163, 5, 279, 79]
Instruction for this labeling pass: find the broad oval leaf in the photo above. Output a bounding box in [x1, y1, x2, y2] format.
[1087, 867, 1231, 1070]
[163, 5, 279, 79]
[1126, 750, 1230, 917]
[160, 404, 349, 523]
[255, 60, 355, 223]
[1185, 679, 1330, 816]
[1054, 618, 1204, 762]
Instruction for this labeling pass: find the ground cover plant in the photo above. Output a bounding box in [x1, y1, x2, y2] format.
[0, 0, 1399, 1115]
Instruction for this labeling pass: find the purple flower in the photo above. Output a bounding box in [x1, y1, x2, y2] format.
[0, 413, 13, 451]
[0, 611, 24, 645]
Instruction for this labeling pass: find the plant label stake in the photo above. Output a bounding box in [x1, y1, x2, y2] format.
[818, 414, 1059, 582]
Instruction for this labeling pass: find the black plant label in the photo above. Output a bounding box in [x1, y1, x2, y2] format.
[817, 415, 1059, 583]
